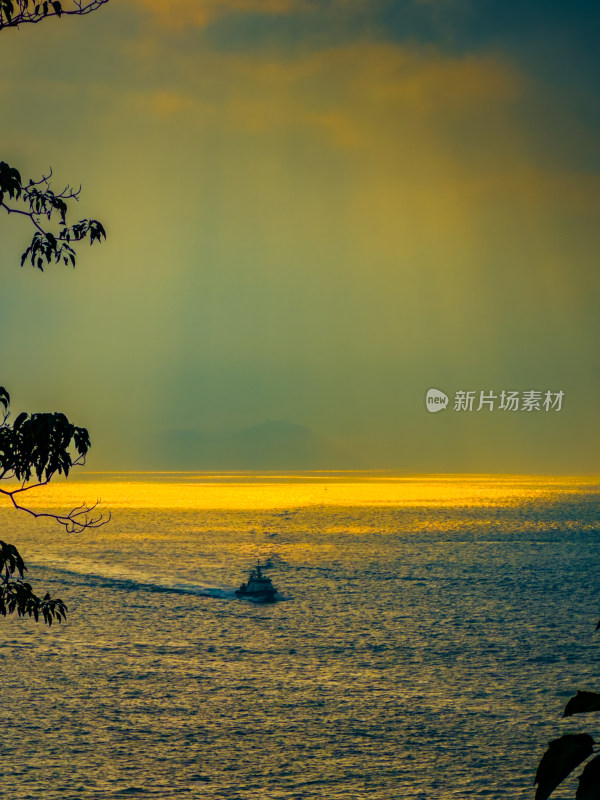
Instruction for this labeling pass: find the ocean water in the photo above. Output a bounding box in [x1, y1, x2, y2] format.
[0, 473, 599, 799]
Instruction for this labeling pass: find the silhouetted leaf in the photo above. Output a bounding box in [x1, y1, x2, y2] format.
[565, 692, 600, 718]
[0, 160, 22, 201]
[577, 755, 600, 800]
[13, 412, 27, 429]
[535, 734, 595, 800]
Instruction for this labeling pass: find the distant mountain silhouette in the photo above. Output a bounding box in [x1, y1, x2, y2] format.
[155, 420, 349, 470]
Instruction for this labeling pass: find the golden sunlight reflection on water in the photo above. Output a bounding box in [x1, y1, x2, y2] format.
[0, 473, 597, 511]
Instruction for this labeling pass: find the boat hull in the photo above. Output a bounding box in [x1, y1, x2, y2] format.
[235, 560, 278, 602]
[235, 588, 277, 603]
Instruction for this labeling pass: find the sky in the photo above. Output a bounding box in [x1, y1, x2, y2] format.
[0, 0, 598, 472]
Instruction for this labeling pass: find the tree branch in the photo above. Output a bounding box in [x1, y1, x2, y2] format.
[0, 0, 110, 31]
[0, 161, 106, 270]
[0, 483, 110, 532]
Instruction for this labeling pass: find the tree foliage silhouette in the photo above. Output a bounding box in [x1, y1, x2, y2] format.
[0, 162, 106, 271]
[0, 0, 109, 31]
[534, 623, 600, 799]
[0, 0, 110, 624]
[0, 387, 108, 624]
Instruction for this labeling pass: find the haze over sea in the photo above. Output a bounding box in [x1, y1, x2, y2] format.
[1, 473, 599, 799]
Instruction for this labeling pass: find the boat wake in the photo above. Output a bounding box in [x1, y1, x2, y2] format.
[31, 560, 238, 600]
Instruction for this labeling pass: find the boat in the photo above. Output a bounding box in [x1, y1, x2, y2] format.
[235, 560, 277, 603]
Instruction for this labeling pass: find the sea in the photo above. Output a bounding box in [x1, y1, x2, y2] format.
[0, 472, 598, 800]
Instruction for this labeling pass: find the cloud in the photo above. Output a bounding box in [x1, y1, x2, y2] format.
[126, 38, 600, 228]
[133, 39, 522, 132]
[116, 37, 600, 342]
[129, 0, 309, 29]
[147, 88, 206, 116]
